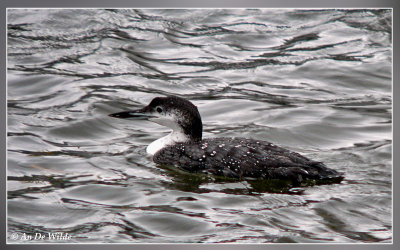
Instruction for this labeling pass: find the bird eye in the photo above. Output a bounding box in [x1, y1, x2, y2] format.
[156, 107, 163, 113]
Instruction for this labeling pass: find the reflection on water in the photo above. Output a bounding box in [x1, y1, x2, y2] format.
[7, 9, 392, 243]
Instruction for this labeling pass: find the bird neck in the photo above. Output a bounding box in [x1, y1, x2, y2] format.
[146, 129, 191, 156]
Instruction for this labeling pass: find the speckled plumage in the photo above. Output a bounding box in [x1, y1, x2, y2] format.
[154, 137, 342, 184]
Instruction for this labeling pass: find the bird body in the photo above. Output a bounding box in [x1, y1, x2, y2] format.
[110, 96, 343, 185]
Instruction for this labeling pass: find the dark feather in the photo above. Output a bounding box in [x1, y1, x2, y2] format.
[153, 137, 343, 184]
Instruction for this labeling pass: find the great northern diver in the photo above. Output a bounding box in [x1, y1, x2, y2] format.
[109, 96, 343, 185]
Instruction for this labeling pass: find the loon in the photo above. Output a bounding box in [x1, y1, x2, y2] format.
[109, 96, 343, 185]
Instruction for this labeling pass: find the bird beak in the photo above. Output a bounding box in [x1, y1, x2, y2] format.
[109, 108, 154, 120]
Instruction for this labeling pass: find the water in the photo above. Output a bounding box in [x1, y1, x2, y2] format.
[7, 9, 392, 243]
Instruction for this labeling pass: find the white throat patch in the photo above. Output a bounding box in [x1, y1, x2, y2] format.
[146, 130, 189, 156]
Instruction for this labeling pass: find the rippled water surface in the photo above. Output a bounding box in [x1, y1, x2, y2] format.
[7, 9, 392, 243]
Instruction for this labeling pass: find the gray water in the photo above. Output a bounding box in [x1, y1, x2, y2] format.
[7, 9, 392, 243]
